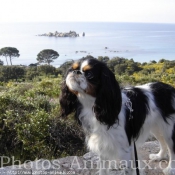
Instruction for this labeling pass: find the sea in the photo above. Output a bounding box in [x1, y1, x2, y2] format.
[0, 22, 175, 67]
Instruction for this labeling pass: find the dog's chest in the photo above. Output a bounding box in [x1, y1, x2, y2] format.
[87, 125, 130, 160]
[80, 110, 129, 159]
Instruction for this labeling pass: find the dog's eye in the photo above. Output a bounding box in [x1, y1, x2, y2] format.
[86, 71, 94, 79]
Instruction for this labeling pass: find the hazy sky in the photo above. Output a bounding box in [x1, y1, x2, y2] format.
[0, 0, 175, 23]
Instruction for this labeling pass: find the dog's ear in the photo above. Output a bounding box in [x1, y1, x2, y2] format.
[93, 66, 122, 128]
[59, 81, 77, 117]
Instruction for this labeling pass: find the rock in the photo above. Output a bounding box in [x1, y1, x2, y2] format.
[38, 31, 80, 38]
[0, 141, 168, 175]
[60, 33, 65, 37]
[80, 51, 87, 53]
[54, 31, 58, 35]
[48, 32, 53, 37]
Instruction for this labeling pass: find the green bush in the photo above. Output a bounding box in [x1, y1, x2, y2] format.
[0, 78, 85, 165]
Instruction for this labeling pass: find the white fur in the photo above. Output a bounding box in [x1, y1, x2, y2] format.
[80, 60, 89, 72]
[66, 72, 87, 92]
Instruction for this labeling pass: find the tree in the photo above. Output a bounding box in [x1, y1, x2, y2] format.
[0, 66, 25, 81]
[28, 63, 38, 67]
[114, 64, 127, 75]
[36, 49, 59, 65]
[59, 59, 74, 75]
[0, 47, 20, 65]
[158, 59, 166, 63]
[150, 60, 157, 64]
[0, 60, 3, 65]
[98, 56, 109, 64]
[26, 66, 38, 80]
[107, 57, 126, 73]
[37, 65, 56, 76]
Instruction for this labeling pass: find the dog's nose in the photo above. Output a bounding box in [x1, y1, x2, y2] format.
[73, 70, 82, 75]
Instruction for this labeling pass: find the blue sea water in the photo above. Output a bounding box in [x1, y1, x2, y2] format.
[0, 22, 175, 67]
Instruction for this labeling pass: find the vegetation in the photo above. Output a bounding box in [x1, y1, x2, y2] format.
[0, 65, 60, 82]
[56, 56, 173, 88]
[0, 47, 20, 65]
[0, 66, 25, 82]
[0, 60, 4, 66]
[0, 54, 175, 166]
[0, 78, 85, 164]
[36, 49, 59, 65]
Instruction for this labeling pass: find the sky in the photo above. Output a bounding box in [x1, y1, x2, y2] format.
[0, 0, 175, 23]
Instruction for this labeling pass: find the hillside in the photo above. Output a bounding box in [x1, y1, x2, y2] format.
[0, 55, 175, 166]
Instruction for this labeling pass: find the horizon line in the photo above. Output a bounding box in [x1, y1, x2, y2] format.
[0, 21, 175, 25]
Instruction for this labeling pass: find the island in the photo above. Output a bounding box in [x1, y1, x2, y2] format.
[37, 31, 80, 37]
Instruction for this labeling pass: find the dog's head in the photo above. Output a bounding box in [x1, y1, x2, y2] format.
[59, 57, 122, 127]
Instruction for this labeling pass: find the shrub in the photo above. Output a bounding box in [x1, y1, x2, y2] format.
[0, 78, 85, 165]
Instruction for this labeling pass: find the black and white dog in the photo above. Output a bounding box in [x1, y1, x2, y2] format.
[59, 57, 175, 175]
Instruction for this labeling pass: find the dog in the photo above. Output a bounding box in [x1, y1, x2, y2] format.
[59, 57, 175, 175]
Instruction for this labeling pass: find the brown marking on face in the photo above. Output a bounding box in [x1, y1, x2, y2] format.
[85, 82, 97, 97]
[68, 87, 79, 95]
[82, 65, 92, 72]
[72, 62, 80, 70]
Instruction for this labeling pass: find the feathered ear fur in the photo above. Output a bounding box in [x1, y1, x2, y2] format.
[59, 81, 78, 118]
[93, 65, 122, 128]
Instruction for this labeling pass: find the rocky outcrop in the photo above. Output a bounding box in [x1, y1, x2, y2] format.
[0, 141, 168, 175]
[38, 31, 80, 37]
